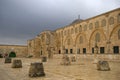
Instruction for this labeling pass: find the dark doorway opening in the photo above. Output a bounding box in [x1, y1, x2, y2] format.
[100, 47, 104, 54]
[70, 49, 73, 54]
[113, 46, 119, 54]
[59, 50, 61, 54]
[92, 48, 94, 54]
[83, 48, 86, 54]
[66, 49, 68, 54]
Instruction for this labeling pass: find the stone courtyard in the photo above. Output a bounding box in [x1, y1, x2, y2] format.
[0, 54, 120, 80]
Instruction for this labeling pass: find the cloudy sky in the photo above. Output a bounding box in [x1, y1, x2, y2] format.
[0, 0, 120, 45]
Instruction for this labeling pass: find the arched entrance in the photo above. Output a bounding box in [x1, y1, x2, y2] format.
[75, 33, 87, 54]
[9, 51, 16, 57]
[64, 36, 73, 54]
[109, 25, 120, 54]
[89, 29, 106, 54]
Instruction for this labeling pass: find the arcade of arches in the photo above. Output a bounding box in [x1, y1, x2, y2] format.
[27, 8, 120, 57]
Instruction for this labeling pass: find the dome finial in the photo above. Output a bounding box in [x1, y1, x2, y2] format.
[78, 15, 80, 19]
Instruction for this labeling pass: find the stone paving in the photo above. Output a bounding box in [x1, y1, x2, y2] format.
[0, 55, 120, 80]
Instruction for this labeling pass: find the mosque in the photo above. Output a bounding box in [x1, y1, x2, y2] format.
[27, 8, 120, 58]
[0, 8, 120, 58]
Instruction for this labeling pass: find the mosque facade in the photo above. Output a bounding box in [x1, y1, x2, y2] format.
[27, 8, 120, 58]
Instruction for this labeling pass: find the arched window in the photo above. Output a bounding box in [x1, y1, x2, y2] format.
[66, 30, 68, 35]
[67, 39, 70, 45]
[79, 25, 82, 32]
[75, 27, 78, 33]
[64, 30, 66, 35]
[109, 17, 114, 25]
[117, 14, 120, 23]
[68, 29, 70, 34]
[71, 28, 73, 34]
[84, 25, 87, 31]
[89, 23, 93, 30]
[95, 21, 99, 28]
[95, 33, 100, 42]
[101, 19, 106, 27]
[118, 29, 120, 40]
[61, 31, 63, 36]
[79, 36, 83, 44]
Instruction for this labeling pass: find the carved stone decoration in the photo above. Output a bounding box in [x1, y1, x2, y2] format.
[60, 55, 71, 65]
[12, 59, 22, 68]
[5, 57, 11, 63]
[97, 61, 110, 71]
[29, 62, 45, 77]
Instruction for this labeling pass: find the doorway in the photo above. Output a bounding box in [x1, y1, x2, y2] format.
[83, 48, 86, 54]
[100, 47, 104, 54]
[70, 49, 73, 54]
[113, 46, 119, 54]
[66, 49, 68, 54]
[92, 48, 94, 54]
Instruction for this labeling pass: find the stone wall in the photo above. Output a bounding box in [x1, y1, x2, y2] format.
[0, 44, 27, 57]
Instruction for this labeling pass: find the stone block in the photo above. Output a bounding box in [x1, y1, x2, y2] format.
[60, 55, 71, 65]
[5, 57, 11, 63]
[97, 61, 110, 71]
[29, 62, 45, 77]
[12, 59, 22, 68]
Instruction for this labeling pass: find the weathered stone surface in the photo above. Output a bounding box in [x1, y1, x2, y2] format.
[29, 62, 45, 77]
[60, 55, 71, 65]
[5, 57, 11, 63]
[41, 56, 47, 62]
[97, 61, 110, 71]
[12, 59, 22, 68]
[71, 55, 76, 62]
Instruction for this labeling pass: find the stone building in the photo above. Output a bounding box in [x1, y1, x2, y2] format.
[27, 8, 120, 57]
[0, 44, 27, 57]
[28, 31, 56, 58]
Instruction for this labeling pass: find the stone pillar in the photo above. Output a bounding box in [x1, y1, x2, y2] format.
[60, 55, 71, 65]
[12, 59, 22, 68]
[5, 57, 11, 63]
[97, 61, 110, 71]
[29, 62, 45, 77]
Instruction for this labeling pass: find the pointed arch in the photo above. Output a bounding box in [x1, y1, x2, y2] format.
[109, 24, 120, 40]
[95, 32, 100, 42]
[75, 32, 87, 46]
[89, 29, 106, 48]
[64, 35, 73, 46]
[79, 36, 83, 44]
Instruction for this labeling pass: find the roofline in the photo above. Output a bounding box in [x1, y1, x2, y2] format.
[55, 8, 120, 30]
[84, 8, 120, 21]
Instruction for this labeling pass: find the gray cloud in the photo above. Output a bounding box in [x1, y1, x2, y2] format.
[0, 0, 120, 45]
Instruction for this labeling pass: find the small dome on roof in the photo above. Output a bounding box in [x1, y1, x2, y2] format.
[70, 19, 83, 25]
